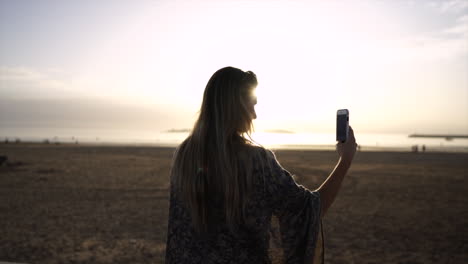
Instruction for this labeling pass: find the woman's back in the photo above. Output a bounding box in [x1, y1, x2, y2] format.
[165, 145, 324, 263]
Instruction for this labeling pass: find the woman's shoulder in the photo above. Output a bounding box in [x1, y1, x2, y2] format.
[246, 144, 277, 160]
[241, 144, 280, 172]
[242, 144, 270, 158]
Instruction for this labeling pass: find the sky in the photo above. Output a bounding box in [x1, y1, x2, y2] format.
[1, 0, 467, 137]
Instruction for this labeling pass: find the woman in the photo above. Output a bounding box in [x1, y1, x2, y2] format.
[165, 66, 357, 263]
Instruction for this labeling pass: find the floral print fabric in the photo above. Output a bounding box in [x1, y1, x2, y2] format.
[165, 147, 324, 264]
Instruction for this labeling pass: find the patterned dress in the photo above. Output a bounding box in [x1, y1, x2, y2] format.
[165, 147, 324, 264]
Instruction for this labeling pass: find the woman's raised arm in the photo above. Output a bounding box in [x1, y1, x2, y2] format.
[316, 126, 357, 217]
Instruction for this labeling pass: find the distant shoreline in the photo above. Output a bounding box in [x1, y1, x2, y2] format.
[409, 134, 468, 139]
[2, 141, 468, 153]
[164, 128, 191, 133]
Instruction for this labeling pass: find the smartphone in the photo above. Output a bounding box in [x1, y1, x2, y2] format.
[336, 109, 349, 143]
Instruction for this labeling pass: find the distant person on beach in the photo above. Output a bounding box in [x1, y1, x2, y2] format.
[165, 66, 357, 263]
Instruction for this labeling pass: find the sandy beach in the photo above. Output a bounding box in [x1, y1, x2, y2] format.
[0, 143, 467, 263]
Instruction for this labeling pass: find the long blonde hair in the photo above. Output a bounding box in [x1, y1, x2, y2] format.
[170, 66, 264, 237]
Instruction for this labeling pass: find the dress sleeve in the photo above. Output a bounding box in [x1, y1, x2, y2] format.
[264, 149, 324, 264]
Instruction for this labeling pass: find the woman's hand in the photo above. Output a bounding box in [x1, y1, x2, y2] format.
[336, 126, 357, 166]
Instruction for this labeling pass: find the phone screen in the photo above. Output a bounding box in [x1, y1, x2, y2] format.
[336, 114, 348, 142]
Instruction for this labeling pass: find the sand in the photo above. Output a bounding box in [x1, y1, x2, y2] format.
[0, 143, 467, 263]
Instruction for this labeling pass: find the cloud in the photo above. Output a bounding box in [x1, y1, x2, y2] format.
[0, 66, 193, 133]
[0, 66, 78, 99]
[441, 0, 468, 12]
[0, 96, 190, 132]
[428, 0, 468, 13]
[389, 12, 468, 64]
[442, 14, 468, 35]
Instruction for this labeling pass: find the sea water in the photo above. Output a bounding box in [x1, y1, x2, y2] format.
[2, 127, 468, 152]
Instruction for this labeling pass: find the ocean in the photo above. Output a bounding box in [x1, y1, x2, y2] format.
[2, 127, 468, 152]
